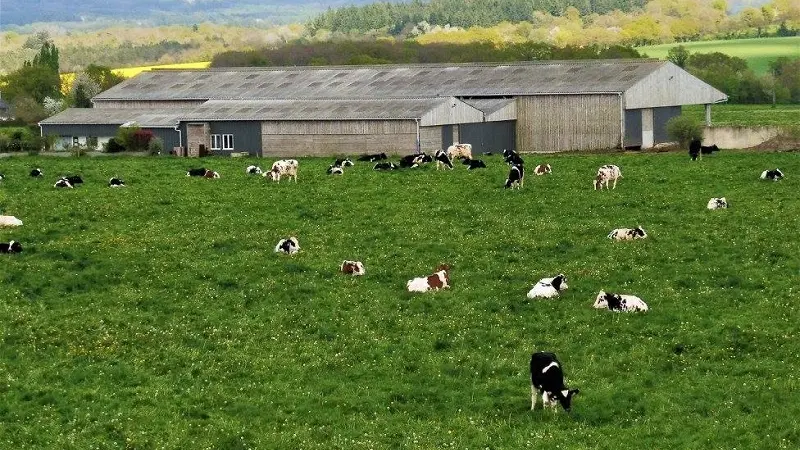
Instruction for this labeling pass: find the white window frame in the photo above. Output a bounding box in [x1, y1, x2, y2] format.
[210, 134, 221, 150]
[222, 134, 234, 150]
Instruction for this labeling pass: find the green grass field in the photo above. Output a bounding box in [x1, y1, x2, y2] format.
[1, 153, 799, 449]
[638, 36, 800, 74]
[684, 103, 800, 127]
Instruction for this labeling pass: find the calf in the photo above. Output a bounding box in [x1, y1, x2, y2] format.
[607, 226, 647, 241]
[702, 144, 719, 155]
[527, 274, 568, 299]
[593, 165, 622, 190]
[533, 164, 552, 175]
[461, 158, 486, 170]
[434, 150, 454, 170]
[0, 240, 22, 253]
[30, 168, 43, 177]
[399, 153, 430, 168]
[203, 170, 220, 179]
[689, 140, 719, 161]
[594, 291, 648, 312]
[246, 165, 263, 175]
[108, 177, 126, 188]
[446, 143, 473, 160]
[340, 260, 365, 276]
[707, 197, 728, 210]
[333, 158, 354, 168]
[504, 164, 524, 189]
[760, 168, 784, 181]
[530, 352, 579, 412]
[265, 159, 298, 182]
[0, 215, 23, 227]
[0, 173, 4, 181]
[187, 167, 208, 177]
[64, 175, 83, 185]
[407, 264, 450, 293]
[373, 162, 398, 171]
[54, 178, 73, 188]
[357, 153, 388, 162]
[274, 237, 300, 255]
[327, 165, 344, 175]
[503, 149, 524, 166]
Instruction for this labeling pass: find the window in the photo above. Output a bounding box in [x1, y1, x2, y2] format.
[72, 136, 79, 146]
[210, 134, 234, 151]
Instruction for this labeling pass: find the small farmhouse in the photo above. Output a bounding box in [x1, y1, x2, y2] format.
[40, 60, 727, 156]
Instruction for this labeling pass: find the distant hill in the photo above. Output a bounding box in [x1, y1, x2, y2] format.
[0, 0, 383, 28]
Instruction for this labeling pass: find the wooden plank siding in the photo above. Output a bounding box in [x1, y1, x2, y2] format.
[261, 120, 418, 156]
[516, 95, 621, 152]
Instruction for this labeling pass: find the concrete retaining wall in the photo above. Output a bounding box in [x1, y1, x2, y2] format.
[703, 126, 781, 149]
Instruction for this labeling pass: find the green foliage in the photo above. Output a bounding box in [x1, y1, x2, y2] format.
[8, 95, 47, 125]
[684, 52, 772, 104]
[84, 64, 126, 91]
[1, 65, 62, 104]
[148, 136, 164, 155]
[212, 40, 642, 67]
[1, 152, 800, 448]
[666, 114, 704, 147]
[667, 45, 689, 68]
[104, 137, 126, 153]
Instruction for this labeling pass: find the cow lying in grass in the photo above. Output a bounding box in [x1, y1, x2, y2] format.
[399, 153, 432, 168]
[594, 165, 622, 190]
[373, 162, 398, 171]
[0, 240, 22, 253]
[460, 158, 486, 170]
[108, 177, 126, 188]
[534, 164, 552, 175]
[530, 352, 579, 412]
[527, 274, 568, 299]
[0, 215, 23, 227]
[357, 153, 387, 162]
[760, 168, 784, 181]
[274, 237, 300, 255]
[593, 291, 648, 312]
[407, 264, 450, 292]
[607, 226, 647, 241]
[30, 168, 43, 177]
[340, 260, 365, 276]
[707, 197, 728, 210]
[246, 165, 262, 175]
[265, 160, 298, 182]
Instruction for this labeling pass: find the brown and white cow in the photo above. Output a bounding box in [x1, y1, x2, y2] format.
[534, 164, 552, 175]
[407, 264, 451, 292]
[593, 164, 622, 190]
[265, 159, 298, 182]
[340, 260, 365, 276]
[446, 143, 473, 160]
[607, 226, 647, 241]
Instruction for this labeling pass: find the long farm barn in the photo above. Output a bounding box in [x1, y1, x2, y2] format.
[40, 60, 727, 156]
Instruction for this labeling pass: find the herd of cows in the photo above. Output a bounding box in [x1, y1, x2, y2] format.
[0, 142, 789, 413]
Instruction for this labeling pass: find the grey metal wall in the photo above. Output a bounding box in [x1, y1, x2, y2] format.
[459, 121, 516, 154]
[208, 121, 262, 156]
[516, 95, 621, 152]
[654, 106, 681, 143]
[624, 110, 643, 148]
[41, 124, 180, 151]
[261, 120, 418, 156]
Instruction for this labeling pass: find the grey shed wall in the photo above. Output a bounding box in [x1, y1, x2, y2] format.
[260, 120, 418, 156]
[624, 110, 642, 148]
[209, 121, 262, 156]
[653, 106, 681, 143]
[41, 124, 121, 139]
[516, 95, 621, 152]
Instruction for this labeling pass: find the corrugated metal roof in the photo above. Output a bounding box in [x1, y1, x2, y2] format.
[40, 108, 187, 127]
[95, 60, 666, 102]
[181, 97, 467, 121]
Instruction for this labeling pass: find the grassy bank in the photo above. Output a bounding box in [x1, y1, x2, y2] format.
[684, 103, 800, 127]
[1, 152, 799, 448]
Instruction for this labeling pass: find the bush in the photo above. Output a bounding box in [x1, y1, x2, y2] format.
[105, 138, 126, 153]
[666, 115, 704, 148]
[148, 136, 164, 155]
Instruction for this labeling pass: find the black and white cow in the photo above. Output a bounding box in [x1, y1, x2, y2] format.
[187, 168, 208, 177]
[707, 197, 728, 210]
[0, 173, 5, 181]
[530, 352, 579, 412]
[760, 168, 784, 181]
[593, 290, 649, 312]
[373, 162, 398, 171]
[461, 158, 486, 170]
[503, 149, 524, 166]
[108, 177, 126, 188]
[399, 153, 431, 168]
[274, 237, 300, 255]
[246, 165, 263, 175]
[327, 165, 344, 175]
[505, 163, 524, 189]
[0, 240, 22, 253]
[54, 177, 73, 188]
[434, 150, 453, 170]
[333, 158, 354, 168]
[527, 274, 568, 299]
[607, 226, 647, 241]
[30, 168, 43, 177]
[64, 175, 83, 185]
[357, 153, 388, 162]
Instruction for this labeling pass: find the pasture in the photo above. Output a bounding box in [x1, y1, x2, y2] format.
[685, 103, 800, 127]
[1, 151, 799, 449]
[638, 36, 800, 74]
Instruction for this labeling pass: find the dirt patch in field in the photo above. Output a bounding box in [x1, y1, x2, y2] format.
[746, 135, 800, 151]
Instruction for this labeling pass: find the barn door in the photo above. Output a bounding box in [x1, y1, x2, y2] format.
[441, 125, 453, 150]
